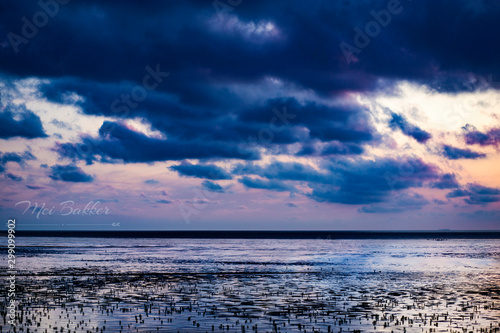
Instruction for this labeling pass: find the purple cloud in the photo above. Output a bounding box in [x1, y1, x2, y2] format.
[464, 126, 500, 147]
[170, 162, 232, 180]
[442, 145, 486, 160]
[447, 184, 500, 205]
[0, 107, 47, 139]
[49, 164, 94, 183]
[389, 113, 431, 143]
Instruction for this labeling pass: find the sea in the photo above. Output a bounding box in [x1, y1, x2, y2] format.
[1, 231, 500, 332]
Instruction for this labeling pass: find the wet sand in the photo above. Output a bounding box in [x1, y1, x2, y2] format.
[2, 268, 500, 333]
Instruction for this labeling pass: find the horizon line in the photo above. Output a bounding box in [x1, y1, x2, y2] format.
[3, 230, 500, 239]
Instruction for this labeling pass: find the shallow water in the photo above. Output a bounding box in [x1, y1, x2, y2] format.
[1, 238, 500, 332]
[6, 237, 500, 274]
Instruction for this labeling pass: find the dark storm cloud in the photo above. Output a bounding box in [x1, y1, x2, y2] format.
[1, 151, 35, 165]
[460, 210, 500, 221]
[308, 158, 439, 204]
[321, 143, 364, 156]
[52, 139, 102, 165]
[0, 150, 36, 173]
[53, 121, 260, 163]
[234, 157, 440, 205]
[441, 145, 486, 160]
[170, 162, 232, 180]
[463, 125, 500, 147]
[464, 196, 500, 205]
[389, 113, 431, 143]
[240, 98, 374, 144]
[41, 80, 372, 168]
[5, 173, 22, 182]
[295, 141, 364, 156]
[4, 0, 496, 172]
[295, 144, 317, 156]
[430, 173, 460, 189]
[48, 164, 94, 183]
[239, 177, 296, 192]
[358, 193, 429, 213]
[43, 80, 373, 151]
[39, 78, 197, 119]
[0, 108, 47, 139]
[156, 199, 172, 204]
[446, 183, 500, 205]
[3, 0, 500, 95]
[446, 188, 470, 198]
[26, 185, 44, 190]
[0, 0, 374, 97]
[201, 180, 225, 193]
[233, 161, 332, 183]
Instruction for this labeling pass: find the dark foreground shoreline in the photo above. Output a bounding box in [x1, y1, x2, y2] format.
[2, 230, 500, 239]
[2, 268, 500, 333]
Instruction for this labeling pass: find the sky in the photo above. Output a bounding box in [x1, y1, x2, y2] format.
[0, 0, 499, 230]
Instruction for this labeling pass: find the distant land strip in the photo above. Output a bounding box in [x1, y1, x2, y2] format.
[2, 230, 500, 239]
